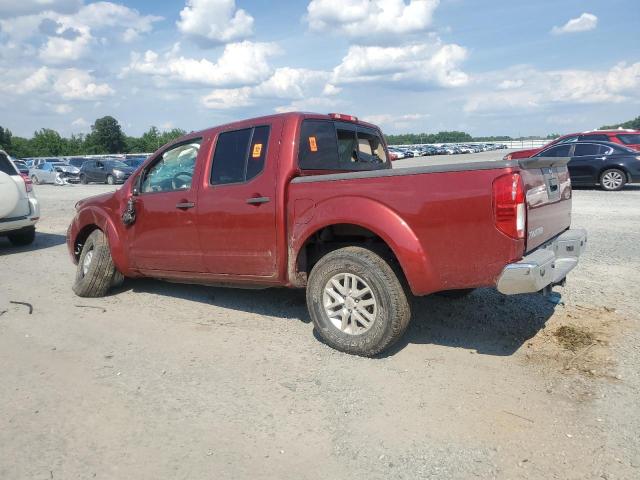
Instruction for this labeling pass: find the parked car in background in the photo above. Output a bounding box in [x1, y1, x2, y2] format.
[68, 157, 91, 169]
[533, 141, 640, 191]
[123, 156, 147, 169]
[30, 162, 80, 184]
[79, 159, 135, 184]
[67, 111, 586, 356]
[506, 129, 640, 160]
[0, 151, 39, 246]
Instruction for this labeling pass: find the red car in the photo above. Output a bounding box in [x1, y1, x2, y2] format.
[67, 112, 586, 356]
[506, 129, 640, 160]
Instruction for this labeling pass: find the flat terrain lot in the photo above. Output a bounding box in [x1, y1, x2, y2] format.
[1, 155, 639, 479]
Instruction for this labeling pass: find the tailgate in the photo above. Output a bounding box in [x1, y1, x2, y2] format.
[518, 156, 572, 252]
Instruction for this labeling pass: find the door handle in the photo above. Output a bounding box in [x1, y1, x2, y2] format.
[594, 156, 606, 160]
[246, 196, 270, 205]
[176, 201, 195, 209]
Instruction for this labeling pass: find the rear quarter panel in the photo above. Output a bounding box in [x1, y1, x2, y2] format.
[288, 168, 524, 296]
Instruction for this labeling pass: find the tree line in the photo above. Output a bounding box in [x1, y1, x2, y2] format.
[600, 115, 640, 130]
[0, 116, 186, 158]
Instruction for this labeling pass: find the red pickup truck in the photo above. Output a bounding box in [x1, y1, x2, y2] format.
[67, 112, 587, 356]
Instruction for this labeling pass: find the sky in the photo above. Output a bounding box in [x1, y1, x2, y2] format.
[0, 0, 638, 138]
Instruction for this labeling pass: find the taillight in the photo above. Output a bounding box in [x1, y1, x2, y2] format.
[493, 173, 525, 240]
[21, 173, 33, 193]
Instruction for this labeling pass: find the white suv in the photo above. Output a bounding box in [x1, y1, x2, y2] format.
[0, 150, 40, 246]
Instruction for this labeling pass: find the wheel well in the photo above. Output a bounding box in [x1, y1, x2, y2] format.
[73, 225, 100, 260]
[599, 166, 631, 183]
[294, 224, 402, 285]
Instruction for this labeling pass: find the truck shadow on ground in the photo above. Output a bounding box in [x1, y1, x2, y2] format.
[0, 232, 67, 256]
[122, 280, 555, 357]
[381, 288, 556, 357]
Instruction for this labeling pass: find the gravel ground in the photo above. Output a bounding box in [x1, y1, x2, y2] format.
[1, 156, 639, 480]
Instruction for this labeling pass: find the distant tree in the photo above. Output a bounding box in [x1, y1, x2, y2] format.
[6, 137, 32, 158]
[0, 126, 12, 151]
[85, 116, 126, 154]
[30, 129, 67, 156]
[601, 115, 640, 130]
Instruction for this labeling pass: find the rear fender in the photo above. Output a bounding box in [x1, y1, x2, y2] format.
[290, 196, 436, 295]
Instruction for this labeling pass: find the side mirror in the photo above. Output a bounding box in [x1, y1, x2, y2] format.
[132, 175, 141, 196]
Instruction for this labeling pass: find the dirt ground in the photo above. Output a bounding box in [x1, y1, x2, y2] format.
[1, 164, 639, 479]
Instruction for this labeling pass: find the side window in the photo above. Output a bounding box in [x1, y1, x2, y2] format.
[298, 120, 340, 170]
[142, 140, 201, 193]
[557, 136, 579, 144]
[616, 134, 640, 145]
[579, 134, 609, 141]
[210, 126, 269, 185]
[357, 126, 388, 164]
[573, 144, 599, 156]
[539, 145, 571, 157]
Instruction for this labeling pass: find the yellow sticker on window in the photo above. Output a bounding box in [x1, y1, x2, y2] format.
[309, 136, 318, 152]
[252, 143, 263, 158]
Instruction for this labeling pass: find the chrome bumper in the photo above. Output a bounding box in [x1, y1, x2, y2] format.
[497, 228, 587, 295]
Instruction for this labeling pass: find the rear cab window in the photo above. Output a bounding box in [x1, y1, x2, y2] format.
[616, 134, 640, 145]
[298, 119, 389, 172]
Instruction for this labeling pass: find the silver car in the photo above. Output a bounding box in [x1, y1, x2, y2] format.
[30, 162, 80, 184]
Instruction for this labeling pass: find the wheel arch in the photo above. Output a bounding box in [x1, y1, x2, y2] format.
[288, 196, 436, 295]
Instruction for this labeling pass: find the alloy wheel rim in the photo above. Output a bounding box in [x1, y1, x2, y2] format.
[82, 249, 94, 276]
[602, 171, 623, 190]
[323, 273, 377, 335]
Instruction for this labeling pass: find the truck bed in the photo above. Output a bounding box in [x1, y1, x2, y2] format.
[288, 158, 571, 295]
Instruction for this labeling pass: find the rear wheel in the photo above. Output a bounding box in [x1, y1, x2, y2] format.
[600, 168, 626, 191]
[106, 174, 115, 185]
[72, 229, 118, 297]
[306, 246, 411, 356]
[7, 227, 35, 246]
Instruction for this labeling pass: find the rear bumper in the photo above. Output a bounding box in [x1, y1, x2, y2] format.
[496, 228, 587, 295]
[0, 196, 39, 235]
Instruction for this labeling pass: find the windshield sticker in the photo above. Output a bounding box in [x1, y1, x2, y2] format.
[309, 136, 318, 152]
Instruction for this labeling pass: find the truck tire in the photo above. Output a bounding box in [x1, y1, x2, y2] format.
[0, 171, 20, 218]
[72, 229, 117, 298]
[306, 246, 411, 356]
[7, 227, 36, 246]
[600, 168, 626, 191]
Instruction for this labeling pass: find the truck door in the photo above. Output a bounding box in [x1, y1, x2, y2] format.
[196, 120, 281, 277]
[129, 138, 205, 272]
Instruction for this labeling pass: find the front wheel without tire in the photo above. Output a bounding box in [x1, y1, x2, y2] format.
[600, 168, 626, 191]
[306, 246, 411, 356]
[72, 229, 118, 297]
[106, 174, 115, 185]
[80, 174, 88, 184]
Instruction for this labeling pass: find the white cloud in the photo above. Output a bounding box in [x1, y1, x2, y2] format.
[0, 0, 81, 17]
[332, 42, 469, 87]
[201, 67, 335, 110]
[552, 13, 598, 35]
[123, 41, 281, 88]
[306, 0, 439, 42]
[0, 2, 162, 63]
[464, 62, 640, 114]
[362, 112, 428, 130]
[38, 27, 92, 63]
[71, 117, 89, 128]
[0, 66, 114, 106]
[177, 0, 254, 45]
[53, 68, 114, 99]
